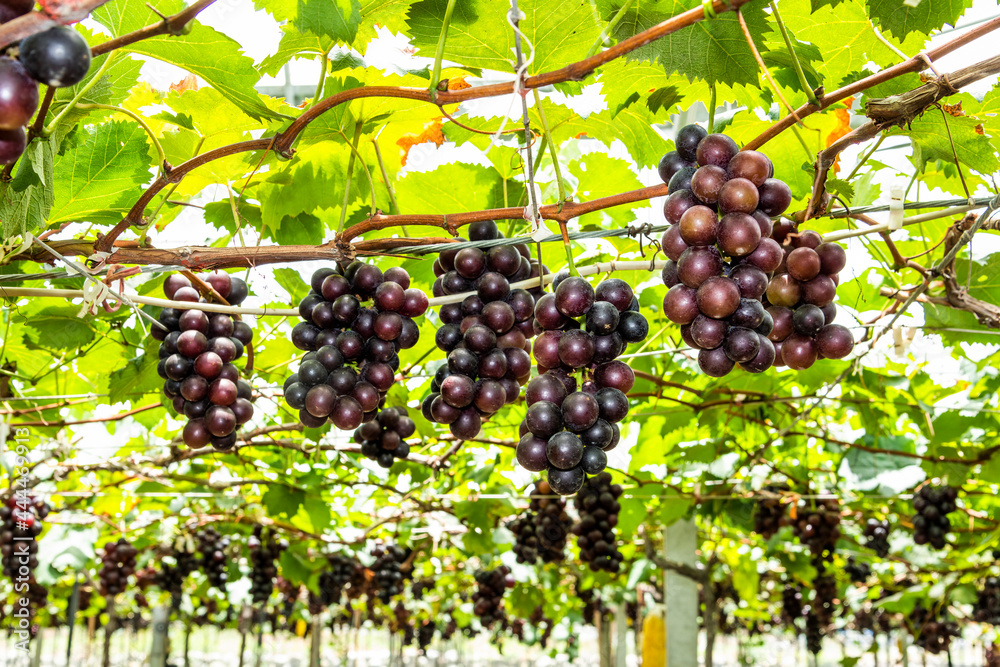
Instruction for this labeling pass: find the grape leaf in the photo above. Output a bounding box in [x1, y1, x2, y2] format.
[296, 0, 362, 44]
[22, 306, 95, 350]
[867, 0, 972, 40]
[106, 346, 162, 405]
[394, 162, 505, 215]
[893, 112, 999, 176]
[49, 121, 153, 226]
[0, 135, 55, 238]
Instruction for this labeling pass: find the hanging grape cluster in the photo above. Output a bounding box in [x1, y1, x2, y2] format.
[353, 407, 416, 468]
[155, 272, 255, 451]
[516, 277, 645, 494]
[572, 473, 624, 573]
[508, 480, 573, 564]
[285, 263, 427, 431]
[753, 485, 791, 538]
[1, 494, 50, 626]
[912, 604, 960, 654]
[155, 535, 198, 603]
[417, 619, 436, 652]
[0, 22, 92, 166]
[370, 543, 410, 603]
[318, 553, 364, 607]
[863, 518, 891, 557]
[974, 577, 1000, 624]
[423, 220, 542, 439]
[248, 526, 286, 604]
[763, 220, 854, 370]
[196, 527, 231, 589]
[781, 584, 803, 628]
[844, 557, 871, 584]
[472, 565, 514, 628]
[791, 499, 841, 562]
[659, 125, 854, 376]
[98, 538, 138, 596]
[988, 643, 1000, 667]
[911, 484, 958, 549]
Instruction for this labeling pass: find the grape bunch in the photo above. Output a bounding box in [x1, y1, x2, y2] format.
[762, 220, 854, 370]
[472, 565, 514, 628]
[572, 473, 624, 573]
[317, 553, 364, 607]
[516, 277, 645, 493]
[195, 527, 231, 590]
[417, 619, 436, 652]
[0, 22, 92, 165]
[423, 220, 541, 439]
[804, 611, 823, 655]
[370, 543, 410, 603]
[285, 263, 427, 431]
[844, 557, 871, 584]
[155, 536, 199, 603]
[781, 585, 803, 628]
[248, 526, 286, 604]
[989, 643, 1000, 667]
[912, 605, 960, 654]
[974, 577, 1000, 624]
[155, 272, 255, 451]
[863, 518, 891, 557]
[508, 480, 573, 564]
[0, 494, 48, 578]
[791, 499, 841, 562]
[811, 570, 838, 625]
[911, 484, 958, 549]
[353, 407, 416, 469]
[753, 486, 791, 538]
[98, 538, 138, 597]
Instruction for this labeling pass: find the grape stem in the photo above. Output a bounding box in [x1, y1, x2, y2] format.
[310, 50, 329, 110]
[337, 119, 366, 233]
[586, 0, 637, 57]
[428, 0, 459, 99]
[768, 1, 819, 107]
[707, 83, 716, 134]
[532, 89, 567, 205]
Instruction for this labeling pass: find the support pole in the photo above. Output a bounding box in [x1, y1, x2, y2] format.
[65, 579, 80, 667]
[309, 615, 322, 667]
[149, 607, 169, 667]
[615, 601, 628, 667]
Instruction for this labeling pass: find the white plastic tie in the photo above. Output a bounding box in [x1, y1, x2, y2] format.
[78, 280, 112, 318]
[0, 233, 34, 264]
[888, 184, 904, 231]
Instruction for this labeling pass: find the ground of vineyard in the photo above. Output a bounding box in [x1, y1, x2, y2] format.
[0, 626, 996, 666]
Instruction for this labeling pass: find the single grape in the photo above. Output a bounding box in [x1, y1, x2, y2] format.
[757, 179, 792, 217]
[718, 178, 759, 214]
[696, 134, 739, 168]
[696, 276, 741, 319]
[727, 150, 771, 187]
[0, 58, 38, 130]
[690, 165, 727, 204]
[19, 26, 92, 88]
[663, 189, 700, 225]
[657, 150, 692, 184]
[697, 346, 734, 377]
[679, 205, 720, 246]
[661, 224, 690, 261]
[668, 166, 698, 194]
[675, 124, 707, 162]
[718, 213, 762, 257]
[815, 324, 854, 359]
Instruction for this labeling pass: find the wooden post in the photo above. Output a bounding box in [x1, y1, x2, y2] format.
[101, 596, 116, 667]
[255, 609, 265, 667]
[598, 608, 612, 667]
[29, 626, 43, 667]
[183, 618, 192, 667]
[615, 601, 627, 667]
[65, 579, 80, 667]
[309, 614, 322, 667]
[238, 604, 249, 667]
[86, 615, 96, 665]
[663, 522, 698, 667]
[149, 607, 169, 667]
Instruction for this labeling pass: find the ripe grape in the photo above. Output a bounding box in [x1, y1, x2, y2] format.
[509, 480, 573, 564]
[0, 58, 37, 130]
[572, 473, 624, 573]
[19, 26, 92, 88]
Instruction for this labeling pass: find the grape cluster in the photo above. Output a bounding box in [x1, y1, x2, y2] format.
[974, 577, 1000, 624]
[753, 486, 791, 538]
[317, 553, 364, 607]
[371, 543, 410, 603]
[863, 518, 891, 557]
[423, 221, 541, 439]
[781, 585, 803, 627]
[516, 277, 645, 493]
[911, 484, 958, 549]
[472, 565, 514, 628]
[791, 499, 841, 562]
[196, 528, 231, 589]
[285, 263, 426, 431]
[155, 272, 255, 451]
[0, 22, 92, 166]
[804, 611, 823, 655]
[912, 605, 960, 654]
[989, 643, 1000, 667]
[98, 538, 138, 597]
[417, 620, 436, 652]
[155, 536, 198, 603]
[248, 526, 286, 604]
[572, 473, 624, 573]
[1, 494, 49, 625]
[811, 571, 838, 625]
[353, 407, 416, 468]
[508, 480, 573, 564]
[762, 220, 854, 370]
[844, 557, 871, 584]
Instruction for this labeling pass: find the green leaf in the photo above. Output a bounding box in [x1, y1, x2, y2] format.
[394, 162, 504, 215]
[49, 120, 153, 226]
[0, 134, 54, 238]
[106, 347, 162, 405]
[842, 435, 918, 482]
[893, 108, 1000, 176]
[867, 0, 972, 40]
[295, 0, 362, 44]
[263, 485, 306, 518]
[22, 306, 95, 350]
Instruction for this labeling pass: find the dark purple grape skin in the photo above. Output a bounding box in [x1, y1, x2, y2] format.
[696, 134, 739, 168]
[617, 311, 648, 343]
[698, 346, 735, 377]
[0, 58, 38, 130]
[0, 126, 25, 164]
[558, 329, 596, 368]
[787, 247, 822, 282]
[431, 395, 461, 424]
[180, 375, 208, 402]
[305, 384, 336, 417]
[781, 333, 818, 370]
[723, 327, 760, 363]
[815, 324, 854, 359]
[595, 387, 629, 423]
[593, 332, 624, 364]
[581, 419, 614, 449]
[727, 150, 772, 187]
[690, 315, 727, 350]
[183, 419, 212, 448]
[580, 446, 608, 475]
[474, 379, 507, 414]
[209, 378, 238, 406]
[594, 360, 634, 392]
[758, 178, 792, 216]
[747, 237, 784, 273]
[766, 274, 802, 309]
[792, 304, 826, 336]
[663, 189, 700, 225]
[468, 219, 500, 241]
[751, 210, 773, 238]
[331, 396, 364, 431]
[555, 277, 596, 318]
[534, 294, 568, 330]
[657, 150, 692, 184]
[478, 349, 508, 378]
[661, 224, 690, 261]
[663, 284, 699, 325]
[546, 431, 584, 470]
[816, 242, 847, 275]
[718, 213, 762, 257]
[517, 434, 549, 471]
[719, 178, 759, 214]
[177, 330, 209, 358]
[729, 264, 768, 300]
[547, 466, 585, 495]
[730, 298, 766, 329]
[794, 230, 823, 249]
[525, 373, 568, 406]
[562, 391, 600, 432]
[586, 301, 620, 336]
[690, 165, 728, 205]
[205, 405, 237, 437]
[696, 276, 741, 319]
[441, 375, 476, 408]
[594, 279, 634, 313]
[668, 166, 698, 194]
[679, 205, 719, 246]
[450, 409, 482, 439]
[526, 401, 563, 438]
[767, 306, 794, 342]
[739, 336, 776, 373]
[675, 124, 707, 162]
[677, 246, 723, 289]
[482, 301, 516, 334]
[661, 260, 679, 287]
